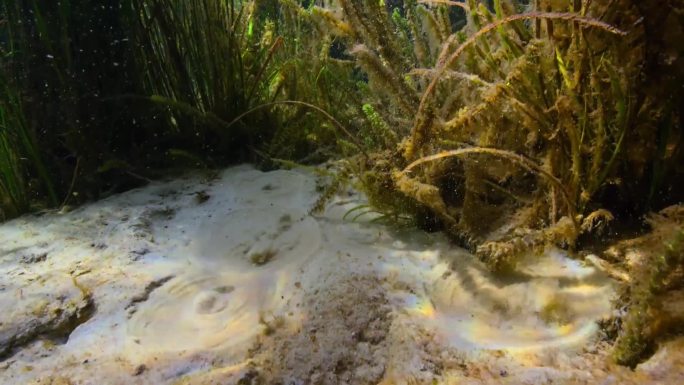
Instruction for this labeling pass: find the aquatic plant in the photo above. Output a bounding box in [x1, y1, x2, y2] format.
[127, 0, 366, 167]
[0, 3, 59, 218]
[261, 0, 370, 164]
[612, 206, 684, 367]
[0, 84, 28, 219]
[301, 1, 681, 362]
[308, 0, 682, 272]
[0, 0, 147, 212]
[126, 0, 279, 156]
[0, 0, 356, 217]
[0, 81, 57, 219]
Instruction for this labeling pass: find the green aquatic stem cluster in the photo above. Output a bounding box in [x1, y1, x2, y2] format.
[323, 0, 641, 254]
[407, 10, 627, 160]
[0, 0, 364, 217]
[0, 4, 60, 218]
[613, 218, 684, 367]
[314, 0, 681, 326]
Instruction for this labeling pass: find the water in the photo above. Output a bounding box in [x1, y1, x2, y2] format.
[1, 1, 682, 384]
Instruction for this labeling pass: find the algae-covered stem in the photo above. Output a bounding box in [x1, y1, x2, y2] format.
[408, 11, 629, 160]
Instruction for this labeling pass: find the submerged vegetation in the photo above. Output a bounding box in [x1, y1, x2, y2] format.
[0, 0, 682, 367]
[0, 0, 357, 218]
[611, 206, 684, 367]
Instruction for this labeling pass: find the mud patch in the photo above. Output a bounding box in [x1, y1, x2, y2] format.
[252, 275, 392, 384]
[126, 272, 269, 363]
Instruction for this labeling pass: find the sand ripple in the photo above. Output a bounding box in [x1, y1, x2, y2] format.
[405, 249, 614, 353]
[126, 272, 267, 359]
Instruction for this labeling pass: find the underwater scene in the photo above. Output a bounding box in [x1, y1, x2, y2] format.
[0, 0, 682, 384]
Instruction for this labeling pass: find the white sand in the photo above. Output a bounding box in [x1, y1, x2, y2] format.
[0, 164, 681, 384]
